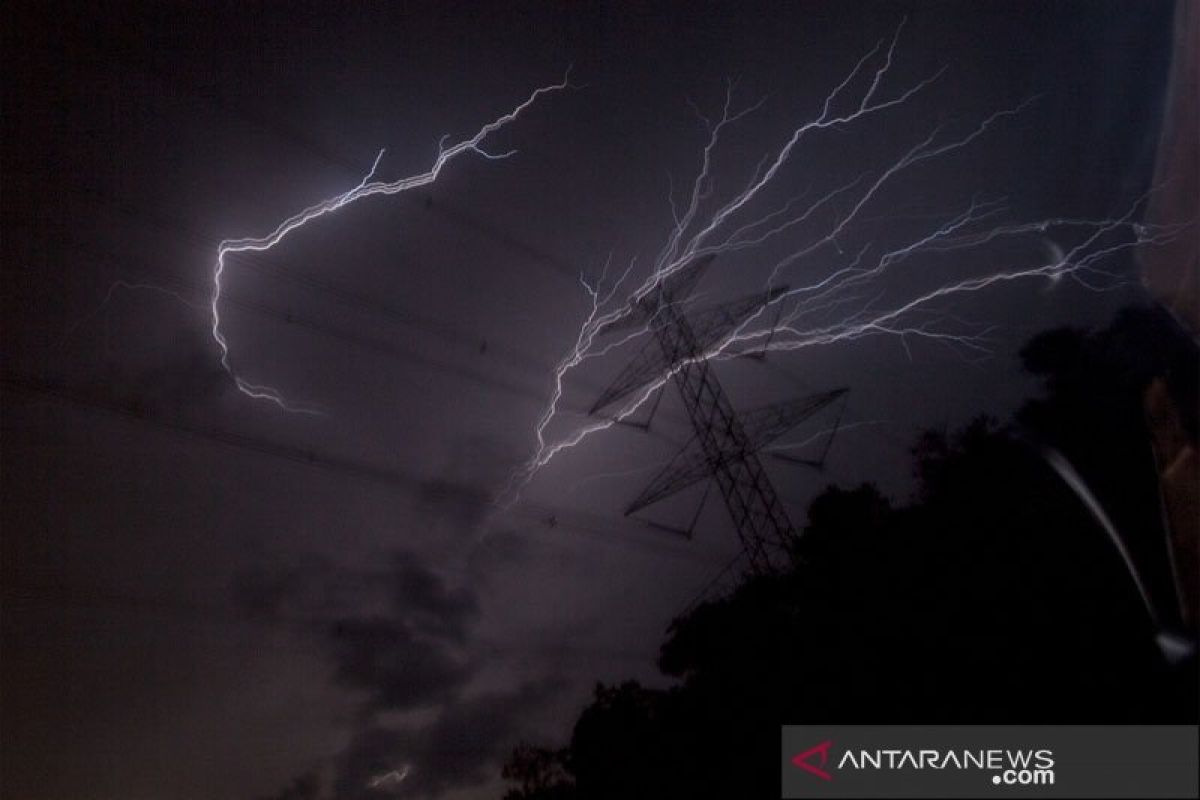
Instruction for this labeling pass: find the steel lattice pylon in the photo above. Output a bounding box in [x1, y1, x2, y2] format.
[590, 258, 845, 573]
[649, 300, 797, 572]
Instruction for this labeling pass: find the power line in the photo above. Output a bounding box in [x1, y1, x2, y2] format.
[59, 185, 556, 381]
[56, 187, 698, 438]
[61, 238, 561, 411]
[1, 373, 727, 570]
[590, 260, 844, 573]
[76, 29, 583, 283]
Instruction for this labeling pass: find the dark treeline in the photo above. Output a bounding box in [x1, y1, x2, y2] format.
[502, 305, 1199, 800]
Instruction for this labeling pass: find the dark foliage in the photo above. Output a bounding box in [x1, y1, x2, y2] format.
[503, 306, 1198, 799]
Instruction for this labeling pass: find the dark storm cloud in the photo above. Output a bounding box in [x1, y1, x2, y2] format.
[466, 527, 533, 572]
[329, 553, 480, 714]
[332, 679, 566, 800]
[387, 550, 479, 642]
[232, 552, 370, 621]
[238, 550, 564, 798]
[257, 772, 322, 800]
[329, 615, 474, 712]
[415, 477, 493, 537]
[235, 551, 481, 710]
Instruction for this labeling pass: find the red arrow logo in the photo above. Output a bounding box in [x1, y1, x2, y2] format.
[791, 740, 833, 781]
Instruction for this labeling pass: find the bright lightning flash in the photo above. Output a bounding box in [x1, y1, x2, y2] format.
[209, 76, 570, 412]
[501, 23, 1188, 504]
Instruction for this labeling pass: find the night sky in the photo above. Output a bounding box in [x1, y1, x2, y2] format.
[1, 2, 1179, 798]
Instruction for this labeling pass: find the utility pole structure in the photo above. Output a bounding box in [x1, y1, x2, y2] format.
[590, 256, 846, 573]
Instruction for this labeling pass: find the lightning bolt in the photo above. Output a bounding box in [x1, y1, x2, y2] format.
[766, 419, 889, 454]
[501, 23, 1189, 505]
[61, 280, 207, 348]
[208, 75, 569, 412]
[366, 765, 411, 791]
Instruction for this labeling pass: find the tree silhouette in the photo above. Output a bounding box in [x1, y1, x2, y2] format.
[503, 305, 1198, 800]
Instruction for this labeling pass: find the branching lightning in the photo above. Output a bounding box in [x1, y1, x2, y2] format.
[209, 76, 570, 412]
[766, 419, 889, 455]
[61, 280, 207, 348]
[501, 24, 1188, 505]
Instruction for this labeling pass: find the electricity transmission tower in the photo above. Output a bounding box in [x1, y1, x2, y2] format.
[590, 256, 846, 573]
